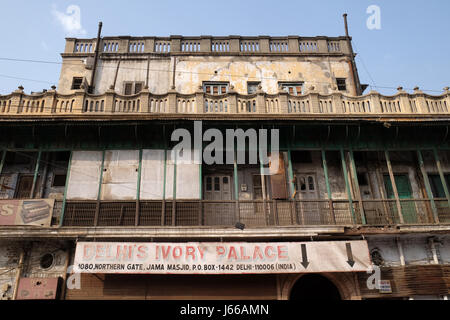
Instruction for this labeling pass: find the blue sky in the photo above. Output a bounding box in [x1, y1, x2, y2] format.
[0, 0, 448, 95]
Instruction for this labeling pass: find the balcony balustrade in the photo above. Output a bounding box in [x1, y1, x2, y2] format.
[1, 87, 449, 118]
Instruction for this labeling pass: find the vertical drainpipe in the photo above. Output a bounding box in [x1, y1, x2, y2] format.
[417, 150, 439, 223]
[89, 22, 103, 94]
[340, 148, 356, 224]
[343, 14, 362, 96]
[29, 150, 42, 199]
[135, 149, 143, 226]
[385, 150, 405, 224]
[171, 57, 177, 89]
[433, 148, 450, 209]
[59, 151, 73, 227]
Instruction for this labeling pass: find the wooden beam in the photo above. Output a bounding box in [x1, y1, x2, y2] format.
[433, 148, 450, 209]
[29, 150, 42, 199]
[340, 148, 356, 224]
[59, 151, 73, 227]
[349, 149, 366, 224]
[417, 150, 439, 223]
[385, 150, 405, 224]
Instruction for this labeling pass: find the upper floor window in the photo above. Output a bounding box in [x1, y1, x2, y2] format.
[247, 82, 260, 94]
[279, 82, 303, 96]
[71, 77, 83, 90]
[203, 82, 229, 95]
[336, 78, 347, 91]
[123, 81, 144, 95]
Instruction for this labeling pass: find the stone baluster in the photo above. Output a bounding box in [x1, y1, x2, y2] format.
[256, 85, 266, 114]
[139, 86, 150, 113]
[10, 86, 25, 114]
[104, 86, 115, 113]
[229, 36, 240, 53]
[170, 35, 182, 53]
[287, 36, 300, 53]
[228, 86, 238, 114]
[412, 87, 428, 114]
[308, 86, 320, 113]
[195, 87, 204, 114]
[368, 90, 382, 114]
[258, 36, 270, 53]
[396, 87, 413, 113]
[167, 87, 177, 113]
[200, 36, 212, 53]
[316, 37, 328, 53]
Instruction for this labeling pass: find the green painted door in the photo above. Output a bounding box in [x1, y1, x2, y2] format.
[383, 174, 417, 223]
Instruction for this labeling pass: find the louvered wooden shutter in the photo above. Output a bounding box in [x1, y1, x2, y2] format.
[270, 153, 288, 199]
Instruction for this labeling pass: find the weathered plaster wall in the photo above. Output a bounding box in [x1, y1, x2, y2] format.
[57, 58, 92, 94]
[0, 242, 20, 300]
[367, 235, 450, 267]
[57, 55, 353, 95]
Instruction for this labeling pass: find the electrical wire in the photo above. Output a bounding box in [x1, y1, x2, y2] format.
[0, 57, 447, 94]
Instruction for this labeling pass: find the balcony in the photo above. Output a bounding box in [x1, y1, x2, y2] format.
[63, 35, 351, 56]
[60, 198, 449, 228]
[0, 86, 449, 120]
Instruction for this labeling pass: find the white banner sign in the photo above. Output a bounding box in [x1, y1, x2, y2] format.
[73, 241, 371, 274]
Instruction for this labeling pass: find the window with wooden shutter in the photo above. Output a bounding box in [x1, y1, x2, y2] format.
[124, 82, 133, 95]
[134, 82, 143, 94]
[336, 78, 347, 91]
[279, 82, 303, 96]
[247, 82, 260, 94]
[71, 77, 83, 90]
[269, 153, 288, 199]
[203, 82, 229, 95]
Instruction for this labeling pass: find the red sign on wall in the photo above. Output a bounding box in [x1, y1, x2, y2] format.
[16, 278, 59, 300]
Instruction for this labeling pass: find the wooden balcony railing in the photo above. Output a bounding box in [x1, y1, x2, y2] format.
[59, 198, 449, 228]
[1, 87, 449, 118]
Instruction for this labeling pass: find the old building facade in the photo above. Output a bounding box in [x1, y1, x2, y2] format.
[0, 31, 449, 300]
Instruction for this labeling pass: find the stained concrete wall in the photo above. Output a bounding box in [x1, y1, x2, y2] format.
[367, 235, 450, 267]
[57, 55, 354, 95]
[22, 241, 68, 279]
[0, 242, 20, 300]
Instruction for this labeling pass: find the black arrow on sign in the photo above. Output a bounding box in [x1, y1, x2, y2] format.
[300, 244, 309, 269]
[346, 243, 355, 267]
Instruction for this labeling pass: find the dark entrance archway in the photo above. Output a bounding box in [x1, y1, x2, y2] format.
[290, 274, 341, 300]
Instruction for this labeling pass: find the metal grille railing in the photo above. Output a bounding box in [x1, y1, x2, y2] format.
[61, 198, 448, 227]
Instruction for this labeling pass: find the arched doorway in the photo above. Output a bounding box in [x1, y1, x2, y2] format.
[290, 274, 341, 300]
